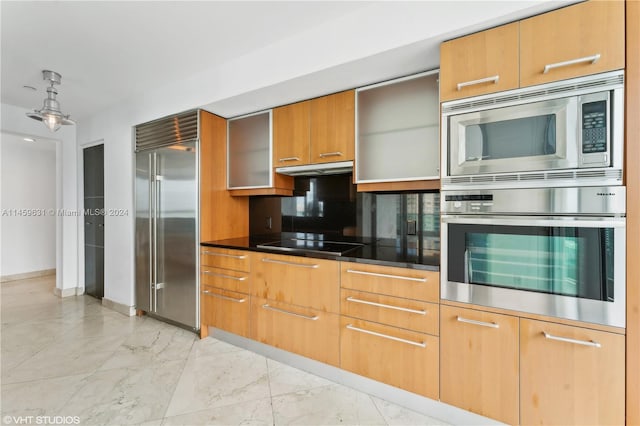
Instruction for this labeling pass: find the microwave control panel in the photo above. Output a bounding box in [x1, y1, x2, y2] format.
[581, 100, 609, 166]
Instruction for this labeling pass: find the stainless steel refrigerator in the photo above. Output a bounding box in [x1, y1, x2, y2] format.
[135, 111, 199, 330]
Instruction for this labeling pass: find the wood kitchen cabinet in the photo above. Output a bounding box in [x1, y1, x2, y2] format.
[250, 252, 340, 313]
[355, 71, 440, 188]
[520, 0, 625, 87]
[200, 247, 251, 338]
[340, 262, 439, 303]
[272, 100, 311, 167]
[340, 317, 439, 399]
[520, 318, 625, 426]
[251, 296, 340, 366]
[272, 90, 355, 169]
[440, 22, 519, 101]
[440, 305, 519, 425]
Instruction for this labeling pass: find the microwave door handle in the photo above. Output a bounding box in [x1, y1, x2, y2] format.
[464, 248, 471, 283]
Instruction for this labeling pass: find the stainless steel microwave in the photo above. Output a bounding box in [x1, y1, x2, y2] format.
[441, 71, 624, 189]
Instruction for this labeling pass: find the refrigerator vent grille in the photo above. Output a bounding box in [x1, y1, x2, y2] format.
[135, 110, 198, 151]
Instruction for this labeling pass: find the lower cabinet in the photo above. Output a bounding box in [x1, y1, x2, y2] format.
[250, 296, 340, 366]
[520, 319, 625, 426]
[340, 317, 439, 399]
[440, 305, 519, 425]
[201, 286, 250, 337]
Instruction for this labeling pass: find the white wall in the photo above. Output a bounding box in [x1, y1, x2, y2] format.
[0, 133, 56, 276]
[77, 1, 568, 309]
[0, 103, 78, 292]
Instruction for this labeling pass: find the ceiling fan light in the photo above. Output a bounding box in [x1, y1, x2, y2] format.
[25, 70, 74, 132]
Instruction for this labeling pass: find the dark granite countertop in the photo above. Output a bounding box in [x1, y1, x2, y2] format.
[201, 232, 439, 271]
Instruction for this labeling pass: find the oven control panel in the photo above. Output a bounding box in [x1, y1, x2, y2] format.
[442, 187, 626, 216]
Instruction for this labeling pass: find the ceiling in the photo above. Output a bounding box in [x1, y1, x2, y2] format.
[1, 1, 573, 122]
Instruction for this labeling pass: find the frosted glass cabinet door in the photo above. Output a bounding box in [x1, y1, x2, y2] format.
[356, 71, 440, 183]
[227, 111, 272, 189]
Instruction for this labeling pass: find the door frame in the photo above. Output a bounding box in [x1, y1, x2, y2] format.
[77, 139, 104, 295]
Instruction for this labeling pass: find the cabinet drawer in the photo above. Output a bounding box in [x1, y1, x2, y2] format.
[340, 262, 438, 303]
[201, 287, 250, 337]
[250, 297, 339, 366]
[341, 289, 438, 336]
[200, 247, 249, 272]
[340, 317, 439, 399]
[201, 266, 249, 294]
[520, 318, 624, 426]
[520, 0, 625, 87]
[440, 305, 519, 425]
[251, 253, 339, 313]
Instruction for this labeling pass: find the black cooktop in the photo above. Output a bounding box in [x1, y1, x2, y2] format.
[256, 237, 365, 256]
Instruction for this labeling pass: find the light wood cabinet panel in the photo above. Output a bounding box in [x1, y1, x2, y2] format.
[201, 266, 249, 294]
[251, 297, 340, 366]
[520, 318, 625, 426]
[310, 90, 355, 163]
[440, 305, 519, 425]
[273, 101, 310, 167]
[340, 289, 438, 336]
[520, 0, 625, 87]
[251, 253, 340, 313]
[199, 111, 248, 241]
[440, 23, 519, 101]
[340, 317, 439, 399]
[200, 247, 250, 272]
[201, 286, 250, 337]
[340, 262, 438, 303]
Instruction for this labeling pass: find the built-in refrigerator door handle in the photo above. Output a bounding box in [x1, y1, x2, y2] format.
[148, 152, 154, 312]
[152, 152, 159, 313]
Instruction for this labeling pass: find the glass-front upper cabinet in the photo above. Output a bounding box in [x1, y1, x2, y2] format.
[227, 110, 272, 189]
[356, 70, 440, 183]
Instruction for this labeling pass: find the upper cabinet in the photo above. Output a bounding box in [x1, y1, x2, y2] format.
[355, 71, 440, 184]
[310, 90, 355, 164]
[440, 23, 519, 102]
[228, 111, 272, 189]
[227, 110, 293, 196]
[520, 0, 625, 87]
[273, 100, 311, 167]
[440, 1, 625, 102]
[273, 90, 355, 168]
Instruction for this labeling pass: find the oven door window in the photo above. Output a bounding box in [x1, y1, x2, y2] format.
[448, 224, 614, 301]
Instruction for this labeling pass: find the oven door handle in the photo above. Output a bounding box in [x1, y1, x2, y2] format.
[441, 215, 626, 228]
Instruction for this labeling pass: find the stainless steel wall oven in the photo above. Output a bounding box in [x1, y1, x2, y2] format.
[441, 187, 625, 327]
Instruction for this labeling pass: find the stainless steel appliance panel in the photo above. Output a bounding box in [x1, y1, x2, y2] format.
[442, 186, 626, 216]
[153, 142, 197, 328]
[441, 214, 626, 327]
[135, 151, 152, 313]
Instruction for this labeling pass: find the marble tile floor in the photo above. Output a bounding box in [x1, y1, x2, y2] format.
[1, 276, 450, 426]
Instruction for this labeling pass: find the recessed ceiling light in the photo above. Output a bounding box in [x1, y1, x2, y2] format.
[23, 137, 36, 142]
[23, 85, 37, 91]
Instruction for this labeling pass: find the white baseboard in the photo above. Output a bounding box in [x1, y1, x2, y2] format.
[209, 328, 503, 426]
[102, 297, 136, 317]
[1, 268, 56, 283]
[53, 287, 81, 298]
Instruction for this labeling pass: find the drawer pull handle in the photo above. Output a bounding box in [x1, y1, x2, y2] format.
[346, 296, 426, 315]
[457, 75, 500, 91]
[542, 331, 601, 348]
[457, 316, 499, 329]
[346, 269, 426, 283]
[262, 304, 319, 321]
[202, 290, 246, 303]
[202, 271, 247, 281]
[319, 151, 343, 158]
[202, 251, 247, 260]
[346, 324, 426, 348]
[261, 258, 319, 269]
[278, 156, 301, 162]
[543, 53, 601, 74]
